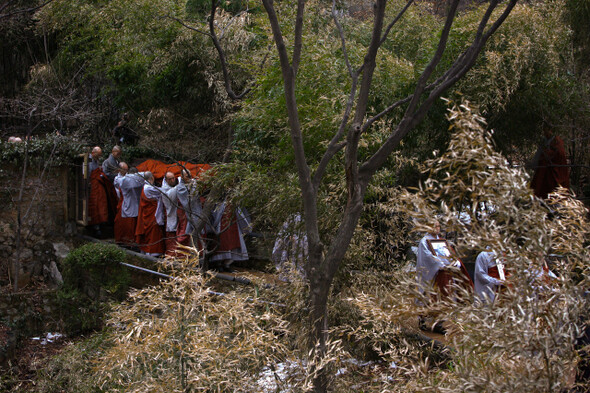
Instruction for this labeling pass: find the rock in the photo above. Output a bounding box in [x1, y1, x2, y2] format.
[43, 261, 63, 286]
[15, 248, 33, 262]
[30, 260, 43, 277]
[33, 241, 54, 255]
[52, 242, 70, 260]
[64, 222, 76, 236]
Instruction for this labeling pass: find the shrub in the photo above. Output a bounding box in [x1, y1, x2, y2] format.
[61, 242, 129, 300]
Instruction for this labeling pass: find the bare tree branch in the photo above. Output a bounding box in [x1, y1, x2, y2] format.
[312, 0, 361, 187]
[292, 0, 306, 76]
[399, 0, 460, 122]
[261, 0, 323, 276]
[361, 0, 518, 179]
[379, 0, 415, 46]
[343, 0, 388, 205]
[166, 14, 212, 37]
[208, 0, 250, 100]
[331, 0, 353, 78]
[0, 0, 54, 20]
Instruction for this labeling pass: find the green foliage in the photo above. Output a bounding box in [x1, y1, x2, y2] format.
[56, 287, 107, 335]
[57, 243, 129, 335]
[565, 0, 590, 67]
[61, 242, 129, 300]
[36, 0, 254, 117]
[0, 135, 86, 167]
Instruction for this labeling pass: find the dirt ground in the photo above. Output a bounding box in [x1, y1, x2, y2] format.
[1, 329, 72, 391]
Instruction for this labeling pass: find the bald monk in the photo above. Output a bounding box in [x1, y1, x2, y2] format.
[102, 145, 122, 182]
[88, 146, 117, 237]
[135, 172, 165, 256]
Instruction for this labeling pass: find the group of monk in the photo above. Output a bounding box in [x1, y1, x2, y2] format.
[415, 220, 560, 334]
[86, 145, 252, 271]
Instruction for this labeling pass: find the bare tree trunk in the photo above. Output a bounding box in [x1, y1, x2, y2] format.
[193, 0, 519, 391]
[309, 273, 330, 392]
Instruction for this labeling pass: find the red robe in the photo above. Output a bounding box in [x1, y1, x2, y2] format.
[135, 190, 164, 254]
[176, 208, 190, 247]
[531, 135, 569, 198]
[88, 167, 118, 226]
[114, 189, 137, 245]
[433, 262, 473, 301]
[174, 208, 205, 256]
[217, 206, 241, 252]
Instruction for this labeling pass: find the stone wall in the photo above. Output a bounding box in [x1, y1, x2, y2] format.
[0, 163, 76, 289]
[0, 290, 62, 333]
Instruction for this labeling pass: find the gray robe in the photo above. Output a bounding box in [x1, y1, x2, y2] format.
[102, 154, 120, 181]
[116, 173, 145, 218]
[161, 181, 178, 232]
[176, 178, 203, 235]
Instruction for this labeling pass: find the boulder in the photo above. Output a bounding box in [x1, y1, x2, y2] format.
[43, 261, 63, 286]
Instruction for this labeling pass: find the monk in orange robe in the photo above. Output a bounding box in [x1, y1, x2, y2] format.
[530, 126, 569, 199]
[135, 172, 165, 256]
[87, 146, 117, 237]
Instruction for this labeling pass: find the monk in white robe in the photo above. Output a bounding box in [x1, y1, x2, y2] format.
[176, 170, 205, 255]
[416, 221, 472, 300]
[161, 171, 180, 256]
[474, 251, 504, 303]
[114, 166, 145, 246]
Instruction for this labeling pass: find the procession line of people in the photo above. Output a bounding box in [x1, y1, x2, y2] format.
[86, 146, 252, 270]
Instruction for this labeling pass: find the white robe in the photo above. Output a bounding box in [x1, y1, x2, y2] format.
[143, 183, 165, 226]
[176, 178, 203, 234]
[416, 233, 446, 290]
[474, 251, 503, 303]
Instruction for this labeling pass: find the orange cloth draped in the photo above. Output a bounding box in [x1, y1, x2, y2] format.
[88, 168, 118, 225]
[135, 190, 164, 254]
[531, 135, 569, 198]
[135, 159, 211, 180]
